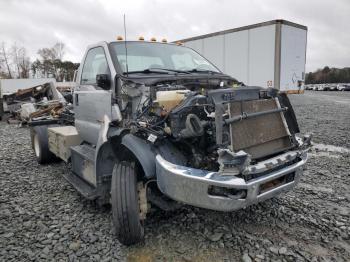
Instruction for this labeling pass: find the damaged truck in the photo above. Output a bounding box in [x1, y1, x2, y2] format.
[30, 40, 310, 245]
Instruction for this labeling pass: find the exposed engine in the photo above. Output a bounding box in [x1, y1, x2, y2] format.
[118, 79, 299, 173]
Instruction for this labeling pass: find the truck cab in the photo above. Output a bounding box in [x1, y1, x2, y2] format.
[30, 40, 310, 245]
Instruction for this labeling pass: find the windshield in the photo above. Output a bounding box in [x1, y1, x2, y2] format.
[109, 42, 220, 74]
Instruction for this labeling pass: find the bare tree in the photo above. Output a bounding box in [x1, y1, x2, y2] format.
[18, 48, 31, 78]
[8, 43, 31, 78]
[11, 43, 21, 78]
[31, 59, 42, 78]
[38, 42, 65, 61]
[0, 42, 13, 78]
[53, 42, 65, 61]
[36, 42, 67, 79]
[38, 47, 56, 61]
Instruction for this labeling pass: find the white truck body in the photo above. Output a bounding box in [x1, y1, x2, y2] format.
[178, 20, 307, 93]
[28, 40, 311, 245]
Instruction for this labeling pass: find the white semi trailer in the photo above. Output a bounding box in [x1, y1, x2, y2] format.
[178, 20, 307, 93]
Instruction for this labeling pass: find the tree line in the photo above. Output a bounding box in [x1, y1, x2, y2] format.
[0, 42, 79, 81]
[305, 66, 350, 84]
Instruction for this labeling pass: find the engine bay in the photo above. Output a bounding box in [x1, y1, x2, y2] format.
[117, 78, 300, 173]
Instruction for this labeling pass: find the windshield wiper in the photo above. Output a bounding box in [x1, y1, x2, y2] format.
[123, 69, 170, 75]
[124, 68, 193, 75]
[184, 69, 222, 74]
[123, 68, 220, 75]
[148, 68, 192, 74]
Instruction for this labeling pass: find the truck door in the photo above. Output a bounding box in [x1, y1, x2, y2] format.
[74, 46, 113, 145]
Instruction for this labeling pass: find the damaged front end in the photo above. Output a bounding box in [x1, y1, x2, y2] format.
[118, 77, 311, 211]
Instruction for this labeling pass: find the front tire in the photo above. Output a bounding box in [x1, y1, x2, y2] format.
[111, 161, 144, 245]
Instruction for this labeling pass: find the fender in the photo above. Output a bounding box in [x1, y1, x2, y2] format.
[106, 128, 186, 179]
[94, 115, 115, 185]
[95, 122, 156, 182]
[120, 134, 156, 179]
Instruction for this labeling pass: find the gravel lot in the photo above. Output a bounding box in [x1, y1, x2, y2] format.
[1, 91, 349, 261]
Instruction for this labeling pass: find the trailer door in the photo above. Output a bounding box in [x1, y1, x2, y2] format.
[280, 25, 307, 92]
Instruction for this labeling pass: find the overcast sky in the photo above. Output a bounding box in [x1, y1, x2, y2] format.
[1, 0, 349, 72]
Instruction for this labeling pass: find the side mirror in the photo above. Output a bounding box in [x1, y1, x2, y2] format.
[96, 74, 110, 90]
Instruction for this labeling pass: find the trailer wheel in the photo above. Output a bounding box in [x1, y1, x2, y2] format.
[30, 126, 56, 164]
[111, 161, 144, 245]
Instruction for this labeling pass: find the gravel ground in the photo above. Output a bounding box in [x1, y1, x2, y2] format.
[289, 91, 350, 148]
[1, 91, 349, 261]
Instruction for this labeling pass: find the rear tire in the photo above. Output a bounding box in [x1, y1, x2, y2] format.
[30, 126, 56, 164]
[111, 161, 144, 245]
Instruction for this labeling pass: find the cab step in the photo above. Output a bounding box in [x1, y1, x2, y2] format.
[63, 171, 98, 200]
[64, 144, 98, 200]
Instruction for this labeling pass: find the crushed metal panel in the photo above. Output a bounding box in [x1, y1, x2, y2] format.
[229, 98, 291, 159]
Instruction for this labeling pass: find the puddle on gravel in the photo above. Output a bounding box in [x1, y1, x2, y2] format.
[298, 183, 333, 194]
[312, 143, 350, 154]
[306, 243, 331, 257]
[126, 250, 154, 262]
[309, 143, 350, 159]
[308, 152, 340, 159]
[127, 246, 236, 262]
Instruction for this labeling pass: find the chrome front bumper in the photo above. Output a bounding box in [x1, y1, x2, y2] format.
[156, 151, 308, 212]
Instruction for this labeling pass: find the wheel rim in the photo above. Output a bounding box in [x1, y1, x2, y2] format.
[33, 134, 40, 157]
